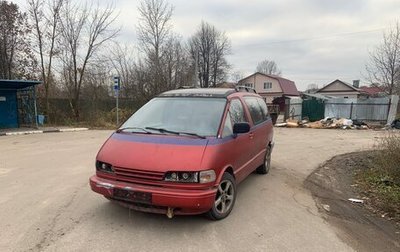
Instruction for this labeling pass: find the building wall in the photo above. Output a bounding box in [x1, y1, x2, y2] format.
[322, 80, 355, 92]
[239, 74, 282, 94]
[0, 90, 18, 128]
[261, 95, 283, 103]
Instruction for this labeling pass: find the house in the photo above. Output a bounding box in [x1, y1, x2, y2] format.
[237, 72, 299, 103]
[316, 79, 366, 99]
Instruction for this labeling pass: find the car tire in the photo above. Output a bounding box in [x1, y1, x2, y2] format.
[207, 172, 236, 220]
[256, 145, 271, 174]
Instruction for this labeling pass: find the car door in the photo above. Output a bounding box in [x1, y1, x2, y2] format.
[243, 96, 269, 171]
[220, 98, 253, 183]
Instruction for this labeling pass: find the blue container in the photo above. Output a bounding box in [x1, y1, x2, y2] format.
[37, 115, 45, 125]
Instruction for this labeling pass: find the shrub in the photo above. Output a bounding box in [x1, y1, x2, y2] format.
[374, 134, 400, 185]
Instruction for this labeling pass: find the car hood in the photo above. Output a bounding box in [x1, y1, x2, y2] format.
[97, 133, 210, 172]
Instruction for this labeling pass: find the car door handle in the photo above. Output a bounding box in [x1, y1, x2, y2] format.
[249, 133, 254, 139]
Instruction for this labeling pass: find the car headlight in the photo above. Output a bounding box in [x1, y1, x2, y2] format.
[164, 170, 216, 184]
[96, 161, 114, 173]
[199, 170, 216, 183]
[164, 172, 199, 183]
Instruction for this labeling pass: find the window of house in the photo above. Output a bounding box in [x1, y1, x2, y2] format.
[244, 83, 253, 88]
[263, 82, 272, 90]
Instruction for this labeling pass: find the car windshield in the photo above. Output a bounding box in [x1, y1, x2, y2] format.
[120, 97, 227, 137]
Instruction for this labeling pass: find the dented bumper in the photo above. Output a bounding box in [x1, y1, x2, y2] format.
[89, 175, 216, 215]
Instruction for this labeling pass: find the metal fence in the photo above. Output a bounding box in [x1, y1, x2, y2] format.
[286, 97, 303, 121]
[325, 97, 390, 121]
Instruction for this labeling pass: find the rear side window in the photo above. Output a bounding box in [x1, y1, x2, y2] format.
[256, 97, 269, 120]
[243, 97, 270, 125]
[244, 97, 264, 125]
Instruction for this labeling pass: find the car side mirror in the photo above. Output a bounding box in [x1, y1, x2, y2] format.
[233, 122, 250, 134]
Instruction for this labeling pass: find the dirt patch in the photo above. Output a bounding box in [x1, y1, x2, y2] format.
[305, 151, 400, 252]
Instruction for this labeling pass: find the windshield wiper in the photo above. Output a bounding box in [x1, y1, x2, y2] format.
[116, 127, 152, 134]
[145, 127, 206, 139]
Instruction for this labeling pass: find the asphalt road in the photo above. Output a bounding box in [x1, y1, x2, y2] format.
[0, 128, 382, 251]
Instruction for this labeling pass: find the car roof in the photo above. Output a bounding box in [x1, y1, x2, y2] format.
[158, 87, 259, 98]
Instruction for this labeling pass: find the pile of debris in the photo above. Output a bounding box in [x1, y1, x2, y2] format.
[391, 119, 400, 129]
[276, 117, 369, 130]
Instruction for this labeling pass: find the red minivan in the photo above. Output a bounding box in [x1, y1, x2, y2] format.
[90, 88, 274, 220]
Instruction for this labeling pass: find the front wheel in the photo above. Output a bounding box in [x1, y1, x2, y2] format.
[256, 146, 271, 174]
[207, 172, 236, 220]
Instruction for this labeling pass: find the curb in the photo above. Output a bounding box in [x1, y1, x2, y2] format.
[1, 128, 89, 136]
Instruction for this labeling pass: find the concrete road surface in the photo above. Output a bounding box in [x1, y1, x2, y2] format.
[0, 128, 382, 251]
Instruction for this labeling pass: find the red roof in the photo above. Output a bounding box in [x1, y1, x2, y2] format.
[359, 86, 384, 95]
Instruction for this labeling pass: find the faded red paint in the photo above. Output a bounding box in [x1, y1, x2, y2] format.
[89, 91, 274, 215]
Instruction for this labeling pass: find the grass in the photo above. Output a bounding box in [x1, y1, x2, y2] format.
[356, 134, 400, 221]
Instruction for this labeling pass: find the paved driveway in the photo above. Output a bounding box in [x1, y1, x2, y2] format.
[0, 128, 381, 251]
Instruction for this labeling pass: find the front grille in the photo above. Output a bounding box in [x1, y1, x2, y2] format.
[113, 166, 164, 185]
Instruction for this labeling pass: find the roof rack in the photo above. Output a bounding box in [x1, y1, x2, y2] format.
[235, 86, 257, 93]
[177, 85, 195, 89]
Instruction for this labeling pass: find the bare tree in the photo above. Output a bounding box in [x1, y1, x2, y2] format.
[109, 43, 138, 99]
[230, 70, 244, 83]
[28, 0, 63, 120]
[59, 1, 119, 120]
[366, 22, 400, 95]
[256, 59, 281, 76]
[137, 0, 173, 96]
[189, 21, 231, 88]
[0, 1, 36, 79]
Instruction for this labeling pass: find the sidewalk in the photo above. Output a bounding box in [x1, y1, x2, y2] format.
[0, 127, 89, 136]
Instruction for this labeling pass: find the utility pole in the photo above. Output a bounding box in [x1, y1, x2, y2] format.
[113, 76, 120, 125]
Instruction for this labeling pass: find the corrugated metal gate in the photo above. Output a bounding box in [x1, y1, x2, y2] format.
[302, 99, 325, 122]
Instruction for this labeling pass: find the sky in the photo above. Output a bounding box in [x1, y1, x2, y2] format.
[12, 0, 400, 91]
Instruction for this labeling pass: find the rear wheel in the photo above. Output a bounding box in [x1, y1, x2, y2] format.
[207, 172, 236, 220]
[256, 145, 271, 174]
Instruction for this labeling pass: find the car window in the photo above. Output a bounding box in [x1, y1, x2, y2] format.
[256, 97, 269, 120]
[121, 97, 226, 137]
[229, 99, 247, 124]
[244, 97, 264, 125]
[221, 112, 233, 138]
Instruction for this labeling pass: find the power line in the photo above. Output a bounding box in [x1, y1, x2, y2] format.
[234, 27, 385, 48]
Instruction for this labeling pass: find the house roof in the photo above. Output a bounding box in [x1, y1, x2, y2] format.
[359, 86, 384, 95]
[239, 72, 300, 96]
[0, 79, 41, 90]
[317, 79, 360, 93]
[302, 92, 335, 100]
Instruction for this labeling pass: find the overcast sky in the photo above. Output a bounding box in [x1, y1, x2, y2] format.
[13, 0, 400, 90]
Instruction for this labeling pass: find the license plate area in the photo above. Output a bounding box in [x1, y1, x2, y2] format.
[113, 188, 152, 204]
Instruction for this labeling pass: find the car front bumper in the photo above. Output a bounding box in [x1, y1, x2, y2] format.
[89, 175, 217, 215]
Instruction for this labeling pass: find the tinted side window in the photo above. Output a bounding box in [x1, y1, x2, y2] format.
[256, 97, 269, 120]
[244, 97, 264, 125]
[229, 99, 247, 124]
